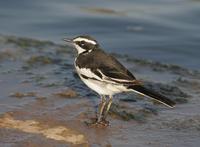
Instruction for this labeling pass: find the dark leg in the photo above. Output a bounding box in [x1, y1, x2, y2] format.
[102, 95, 113, 121]
[87, 95, 112, 127]
[97, 95, 106, 122]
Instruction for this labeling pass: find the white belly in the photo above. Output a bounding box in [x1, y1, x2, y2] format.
[75, 65, 130, 95]
[80, 76, 129, 96]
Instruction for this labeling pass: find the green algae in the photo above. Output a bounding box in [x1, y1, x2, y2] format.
[6, 36, 54, 49]
[9, 92, 36, 98]
[81, 7, 126, 16]
[26, 55, 54, 66]
[30, 75, 47, 83]
[54, 89, 78, 98]
[0, 51, 14, 61]
[112, 53, 200, 78]
[109, 103, 156, 122]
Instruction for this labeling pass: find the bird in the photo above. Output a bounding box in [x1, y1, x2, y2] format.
[64, 35, 175, 126]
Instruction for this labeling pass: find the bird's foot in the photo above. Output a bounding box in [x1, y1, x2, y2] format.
[85, 118, 109, 128]
[95, 119, 109, 127]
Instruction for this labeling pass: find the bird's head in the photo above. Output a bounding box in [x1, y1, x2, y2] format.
[64, 35, 99, 54]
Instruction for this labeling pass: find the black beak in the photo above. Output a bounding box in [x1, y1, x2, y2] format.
[63, 38, 73, 43]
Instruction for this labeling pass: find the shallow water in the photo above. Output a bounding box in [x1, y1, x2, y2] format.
[0, 0, 200, 69]
[0, 35, 200, 147]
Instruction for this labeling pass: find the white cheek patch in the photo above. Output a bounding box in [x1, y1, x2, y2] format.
[74, 44, 86, 54]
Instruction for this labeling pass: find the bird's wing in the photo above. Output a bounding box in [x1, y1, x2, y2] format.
[95, 68, 141, 85]
[92, 62, 141, 85]
[76, 49, 141, 85]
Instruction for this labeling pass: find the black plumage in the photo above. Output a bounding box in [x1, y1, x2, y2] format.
[128, 85, 176, 107]
[75, 48, 136, 81]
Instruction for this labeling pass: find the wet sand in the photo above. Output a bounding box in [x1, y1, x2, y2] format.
[0, 35, 200, 147]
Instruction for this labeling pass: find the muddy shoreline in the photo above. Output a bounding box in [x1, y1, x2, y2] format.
[0, 35, 200, 147]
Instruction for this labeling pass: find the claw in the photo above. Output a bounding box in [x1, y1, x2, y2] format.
[85, 118, 109, 128]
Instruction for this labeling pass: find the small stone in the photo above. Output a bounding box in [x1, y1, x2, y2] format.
[55, 89, 78, 98]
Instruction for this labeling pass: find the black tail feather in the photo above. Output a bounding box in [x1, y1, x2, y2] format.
[128, 85, 176, 108]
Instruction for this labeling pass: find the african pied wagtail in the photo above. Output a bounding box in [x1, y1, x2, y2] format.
[64, 35, 175, 126]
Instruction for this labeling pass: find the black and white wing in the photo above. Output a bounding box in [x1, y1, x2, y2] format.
[75, 49, 140, 85]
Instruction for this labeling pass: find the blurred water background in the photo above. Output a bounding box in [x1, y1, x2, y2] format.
[0, 0, 199, 69]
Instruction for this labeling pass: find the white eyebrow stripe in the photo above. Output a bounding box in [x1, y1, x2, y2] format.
[74, 38, 96, 45]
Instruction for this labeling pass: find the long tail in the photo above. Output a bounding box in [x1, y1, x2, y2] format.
[128, 85, 176, 108]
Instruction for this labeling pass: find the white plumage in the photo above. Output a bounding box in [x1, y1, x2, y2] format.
[75, 66, 129, 95]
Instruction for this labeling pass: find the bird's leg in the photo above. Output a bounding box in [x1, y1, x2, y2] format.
[88, 95, 111, 127]
[102, 96, 113, 123]
[97, 95, 106, 122]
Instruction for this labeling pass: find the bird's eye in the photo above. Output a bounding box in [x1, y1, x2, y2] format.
[80, 41, 85, 46]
